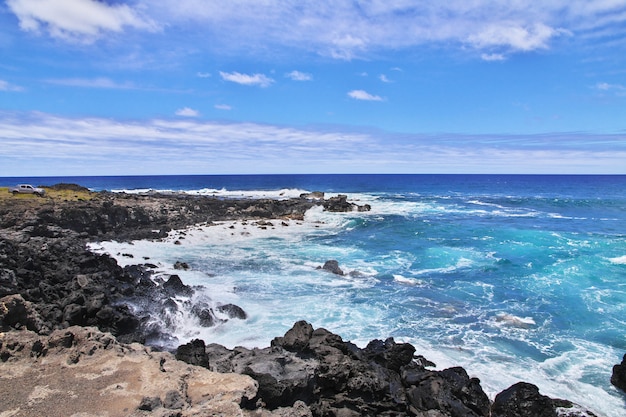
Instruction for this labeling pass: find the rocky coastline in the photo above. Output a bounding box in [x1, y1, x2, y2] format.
[0, 184, 616, 416]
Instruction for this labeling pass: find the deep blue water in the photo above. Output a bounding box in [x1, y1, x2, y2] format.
[4, 174, 626, 415]
[3, 173, 625, 197]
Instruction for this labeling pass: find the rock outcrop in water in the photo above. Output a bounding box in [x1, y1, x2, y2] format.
[0, 185, 601, 416]
[611, 354, 626, 393]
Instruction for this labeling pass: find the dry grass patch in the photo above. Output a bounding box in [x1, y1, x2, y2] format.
[0, 186, 96, 202]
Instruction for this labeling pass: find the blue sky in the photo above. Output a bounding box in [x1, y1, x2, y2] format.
[1, 1, 625, 175]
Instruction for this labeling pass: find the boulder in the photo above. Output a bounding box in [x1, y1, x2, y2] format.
[611, 353, 626, 393]
[217, 303, 248, 320]
[272, 320, 314, 351]
[492, 382, 556, 417]
[300, 192, 325, 200]
[319, 260, 344, 275]
[323, 195, 354, 212]
[176, 338, 210, 368]
[323, 195, 371, 213]
[174, 261, 190, 270]
[0, 294, 48, 333]
[162, 274, 193, 297]
[191, 304, 220, 327]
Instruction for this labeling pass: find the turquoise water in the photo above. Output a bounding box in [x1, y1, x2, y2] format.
[8, 174, 626, 416]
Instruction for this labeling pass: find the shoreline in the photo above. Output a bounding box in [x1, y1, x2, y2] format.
[0, 185, 608, 416]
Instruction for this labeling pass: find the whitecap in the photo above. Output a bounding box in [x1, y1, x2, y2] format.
[393, 274, 427, 286]
[109, 187, 312, 200]
[608, 255, 626, 265]
[494, 313, 536, 329]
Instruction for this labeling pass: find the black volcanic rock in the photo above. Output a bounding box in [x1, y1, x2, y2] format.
[323, 194, 371, 212]
[162, 274, 193, 297]
[492, 382, 559, 417]
[319, 260, 344, 275]
[492, 382, 598, 417]
[174, 321, 598, 417]
[611, 353, 626, 393]
[175, 338, 209, 368]
[216, 303, 248, 320]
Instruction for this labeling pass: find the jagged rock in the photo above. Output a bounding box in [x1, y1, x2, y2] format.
[205, 321, 487, 415]
[611, 353, 626, 393]
[162, 274, 193, 296]
[198, 321, 597, 417]
[0, 294, 48, 333]
[63, 303, 87, 325]
[323, 195, 354, 212]
[174, 261, 190, 270]
[300, 192, 325, 200]
[272, 319, 314, 351]
[217, 303, 248, 320]
[323, 195, 371, 213]
[319, 260, 344, 275]
[176, 338, 209, 368]
[190, 302, 221, 327]
[492, 382, 557, 417]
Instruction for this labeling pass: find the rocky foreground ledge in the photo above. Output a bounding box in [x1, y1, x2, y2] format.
[0, 184, 613, 416]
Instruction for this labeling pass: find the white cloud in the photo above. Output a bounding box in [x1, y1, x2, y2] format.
[9, 1, 626, 58]
[481, 53, 507, 61]
[214, 104, 232, 110]
[379, 74, 392, 83]
[45, 77, 135, 89]
[219, 71, 274, 87]
[467, 22, 566, 51]
[348, 90, 384, 101]
[175, 107, 199, 117]
[0, 112, 624, 175]
[596, 82, 626, 96]
[0, 80, 24, 92]
[286, 71, 312, 81]
[7, 0, 158, 42]
[197, 72, 211, 78]
[596, 82, 626, 91]
[144, 1, 623, 59]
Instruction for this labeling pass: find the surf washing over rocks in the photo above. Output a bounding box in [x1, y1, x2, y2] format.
[6, 173, 625, 416]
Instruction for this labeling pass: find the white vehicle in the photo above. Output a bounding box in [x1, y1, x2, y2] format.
[8, 184, 46, 197]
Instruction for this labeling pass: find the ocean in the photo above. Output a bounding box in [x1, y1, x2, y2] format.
[4, 174, 626, 415]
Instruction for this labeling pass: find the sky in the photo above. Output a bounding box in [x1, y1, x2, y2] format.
[1, 1, 626, 176]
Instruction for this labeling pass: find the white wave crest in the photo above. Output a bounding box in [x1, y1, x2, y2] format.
[494, 313, 536, 329]
[608, 255, 626, 265]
